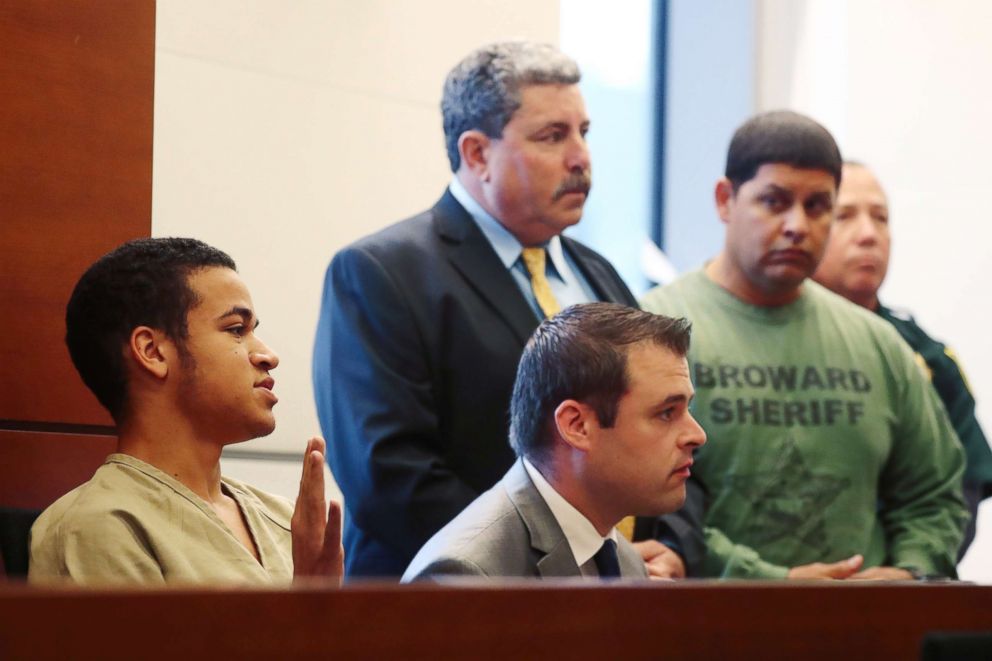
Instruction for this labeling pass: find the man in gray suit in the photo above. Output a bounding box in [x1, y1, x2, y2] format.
[403, 303, 707, 580]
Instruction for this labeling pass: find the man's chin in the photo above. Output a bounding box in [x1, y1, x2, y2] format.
[649, 488, 687, 516]
[848, 276, 883, 298]
[547, 211, 583, 234]
[764, 268, 811, 293]
[247, 417, 277, 440]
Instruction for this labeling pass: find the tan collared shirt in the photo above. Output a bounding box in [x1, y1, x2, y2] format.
[29, 453, 294, 585]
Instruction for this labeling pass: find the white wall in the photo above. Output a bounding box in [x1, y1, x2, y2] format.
[153, 1, 560, 496]
[757, 0, 992, 581]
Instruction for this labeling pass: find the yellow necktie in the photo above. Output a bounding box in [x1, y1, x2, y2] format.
[521, 247, 561, 318]
[616, 516, 635, 542]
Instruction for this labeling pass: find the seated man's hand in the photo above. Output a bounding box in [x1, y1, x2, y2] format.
[633, 539, 686, 579]
[291, 437, 344, 584]
[787, 554, 863, 579]
[850, 566, 914, 580]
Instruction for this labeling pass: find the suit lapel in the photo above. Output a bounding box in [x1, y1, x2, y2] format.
[617, 537, 649, 578]
[433, 191, 539, 345]
[502, 460, 582, 578]
[561, 236, 637, 307]
[535, 537, 581, 578]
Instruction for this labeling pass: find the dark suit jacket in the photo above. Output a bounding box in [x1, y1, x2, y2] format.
[402, 459, 648, 581]
[313, 189, 703, 576]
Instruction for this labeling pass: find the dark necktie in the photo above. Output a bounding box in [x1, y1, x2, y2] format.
[593, 539, 621, 578]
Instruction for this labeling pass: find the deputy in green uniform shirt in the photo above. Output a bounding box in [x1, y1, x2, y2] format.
[814, 161, 992, 556]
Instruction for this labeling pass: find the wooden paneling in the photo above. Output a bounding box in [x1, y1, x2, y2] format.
[0, 582, 990, 659]
[0, 0, 155, 425]
[0, 430, 115, 510]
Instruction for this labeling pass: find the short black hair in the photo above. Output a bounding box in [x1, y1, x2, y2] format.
[509, 303, 691, 461]
[65, 237, 236, 422]
[725, 110, 842, 190]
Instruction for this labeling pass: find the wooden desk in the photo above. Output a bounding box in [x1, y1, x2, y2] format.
[1, 581, 989, 659]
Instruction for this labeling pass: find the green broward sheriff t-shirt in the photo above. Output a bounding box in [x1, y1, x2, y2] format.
[641, 271, 967, 578]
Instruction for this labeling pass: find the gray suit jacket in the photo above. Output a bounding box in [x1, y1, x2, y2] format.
[402, 460, 648, 581]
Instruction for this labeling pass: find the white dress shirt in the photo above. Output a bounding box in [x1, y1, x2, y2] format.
[522, 458, 619, 577]
[449, 177, 598, 319]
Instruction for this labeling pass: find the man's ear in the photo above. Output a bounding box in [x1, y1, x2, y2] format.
[128, 326, 172, 380]
[715, 177, 735, 224]
[553, 399, 596, 453]
[457, 130, 492, 182]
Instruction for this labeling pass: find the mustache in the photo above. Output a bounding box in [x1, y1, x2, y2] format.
[552, 172, 592, 201]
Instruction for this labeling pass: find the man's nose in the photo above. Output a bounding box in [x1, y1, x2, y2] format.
[250, 339, 280, 370]
[854, 213, 880, 245]
[680, 414, 707, 448]
[565, 134, 590, 172]
[782, 204, 811, 242]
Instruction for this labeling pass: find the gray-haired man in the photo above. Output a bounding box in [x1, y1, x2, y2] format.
[314, 41, 704, 578]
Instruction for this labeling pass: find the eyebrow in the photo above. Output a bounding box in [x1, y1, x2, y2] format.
[659, 394, 690, 407]
[532, 119, 590, 134]
[533, 121, 568, 133]
[218, 306, 260, 329]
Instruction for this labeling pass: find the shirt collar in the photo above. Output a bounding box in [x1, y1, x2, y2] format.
[522, 457, 617, 570]
[449, 177, 571, 281]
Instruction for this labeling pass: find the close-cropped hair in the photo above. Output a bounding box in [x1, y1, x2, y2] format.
[725, 110, 842, 190]
[441, 40, 581, 172]
[65, 237, 236, 423]
[509, 302, 691, 461]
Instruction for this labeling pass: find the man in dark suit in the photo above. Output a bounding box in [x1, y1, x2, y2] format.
[402, 304, 706, 580]
[313, 41, 703, 578]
